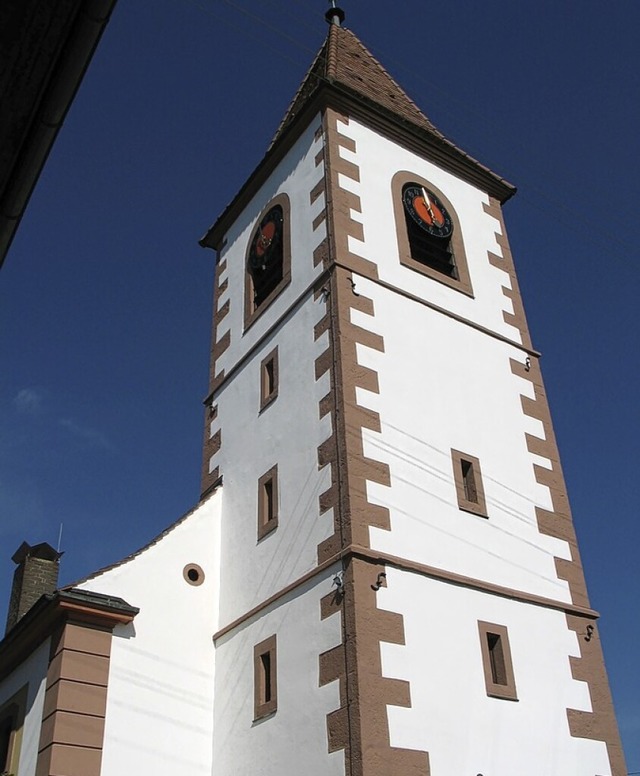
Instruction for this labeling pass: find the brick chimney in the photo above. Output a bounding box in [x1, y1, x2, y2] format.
[5, 541, 62, 633]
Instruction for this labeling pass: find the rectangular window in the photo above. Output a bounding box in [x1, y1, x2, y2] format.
[254, 635, 277, 719]
[451, 449, 487, 517]
[260, 347, 279, 410]
[478, 621, 518, 700]
[258, 465, 278, 539]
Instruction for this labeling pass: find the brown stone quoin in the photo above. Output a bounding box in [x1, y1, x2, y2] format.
[315, 107, 430, 775]
[485, 196, 626, 774]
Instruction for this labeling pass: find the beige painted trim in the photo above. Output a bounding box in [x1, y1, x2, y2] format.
[253, 634, 277, 720]
[566, 613, 627, 775]
[485, 195, 626, 772]
[257, 464, 279, 540]
[392, 170, 473, 296]
[451, 449, 488, 518]
[483, 198, 533, 351]
[0, 685, 27, 775]
[477, 621, 518, 701]
[36, 622, 113, 776]
[201, 250, 229, 496]
[244, 193, 292, 331]
[319, 108, 429, 773]
[259, 346, 279, 412]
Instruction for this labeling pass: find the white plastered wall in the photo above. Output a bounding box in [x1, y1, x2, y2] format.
[330, 116, 609, 771]
[0, 638, 50, 776]
[213, 568, 343, 776]
[213, 301, 333, 625]
[355, 279, 571, 602]
[208, 114, 334, 624]
[378, 567, 612, 775]
[212, 117, 328, 373]
[204, 113, 342, 774]
[335, 116, 522, 344]
[331, 116, 571, 601]
[75, 491, 221, 776]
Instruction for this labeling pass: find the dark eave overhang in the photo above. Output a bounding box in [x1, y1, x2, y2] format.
[0, 587, 138, 681]
[0, 0, 118, 269]
[200, 80, 515, 252]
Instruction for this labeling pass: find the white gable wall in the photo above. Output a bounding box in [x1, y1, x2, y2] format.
[75, 491, 221, 776]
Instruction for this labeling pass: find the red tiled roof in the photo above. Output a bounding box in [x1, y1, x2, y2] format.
[270, 24, 513, 197]
[273, 24, 441, 144]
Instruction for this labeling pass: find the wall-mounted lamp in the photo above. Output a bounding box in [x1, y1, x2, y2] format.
[371, 571, 386, 591]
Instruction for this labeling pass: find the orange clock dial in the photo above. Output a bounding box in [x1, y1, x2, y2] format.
[402, 183, 453, 239]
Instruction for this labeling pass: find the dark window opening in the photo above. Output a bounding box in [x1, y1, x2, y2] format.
[404, 210, 457, 279]
[487, 632, 507, 686]
[461, 459, 478, 503]
[258, 465, 278, 539]
[260, 652, 272, 704]
[478, 621, 518, 700]
[263, 479, 274, 523]
[260, 348, 279, 410]
[248, 205, 284, 310]
[451, 449, 487, 517]
[0, 704, 18, 775]
[0, 716, 12, 773]
[264, 359, 275, 397]
[254, 635, 277, 719]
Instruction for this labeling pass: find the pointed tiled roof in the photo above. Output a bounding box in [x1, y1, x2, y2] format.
[270, 24, 513, 198]
[272, 24, 442, 145]
[202, 23, 513, 249]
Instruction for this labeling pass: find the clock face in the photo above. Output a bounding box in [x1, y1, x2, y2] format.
[402, 184, 453, 239]
[248, 206, 283, 271]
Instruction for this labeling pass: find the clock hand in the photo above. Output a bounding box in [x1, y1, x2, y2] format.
[421, 187, 437, 222]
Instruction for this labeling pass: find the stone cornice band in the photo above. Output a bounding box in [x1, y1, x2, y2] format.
[212, 544, 599, 643]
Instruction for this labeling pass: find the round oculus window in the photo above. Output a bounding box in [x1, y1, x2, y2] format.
[183, 563, 205, 586]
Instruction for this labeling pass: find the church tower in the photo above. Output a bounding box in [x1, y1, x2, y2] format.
[199, 12, 625, 776]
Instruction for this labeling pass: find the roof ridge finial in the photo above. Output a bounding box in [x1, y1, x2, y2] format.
[325, 0, 345, 26]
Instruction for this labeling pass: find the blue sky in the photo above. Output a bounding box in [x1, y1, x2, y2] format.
[1, 0, 638, 767]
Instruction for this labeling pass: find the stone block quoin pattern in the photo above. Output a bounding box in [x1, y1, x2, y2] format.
[484, 197, 626, 774]
[315, 108, 430, 776]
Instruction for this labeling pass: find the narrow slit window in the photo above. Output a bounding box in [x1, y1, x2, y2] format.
[254, 635, 277, 719]
[451, 449, 487, 517]
[478, 622, 517, 700]
[258, 465, 278, 539]
[260, 348, 279, 410]
[260, 652, 272, 703]
[264, 480, 274, 522]
[461, 458, 477, 503]
[487, 632, 507, 685]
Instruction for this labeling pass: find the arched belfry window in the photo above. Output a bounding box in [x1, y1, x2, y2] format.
[244, 193, 291, 327]
[392, 171, 473, 296]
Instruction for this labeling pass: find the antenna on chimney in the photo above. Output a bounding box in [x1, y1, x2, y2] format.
[57, 523, 63, 552]
[325, 0, 345, 26]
